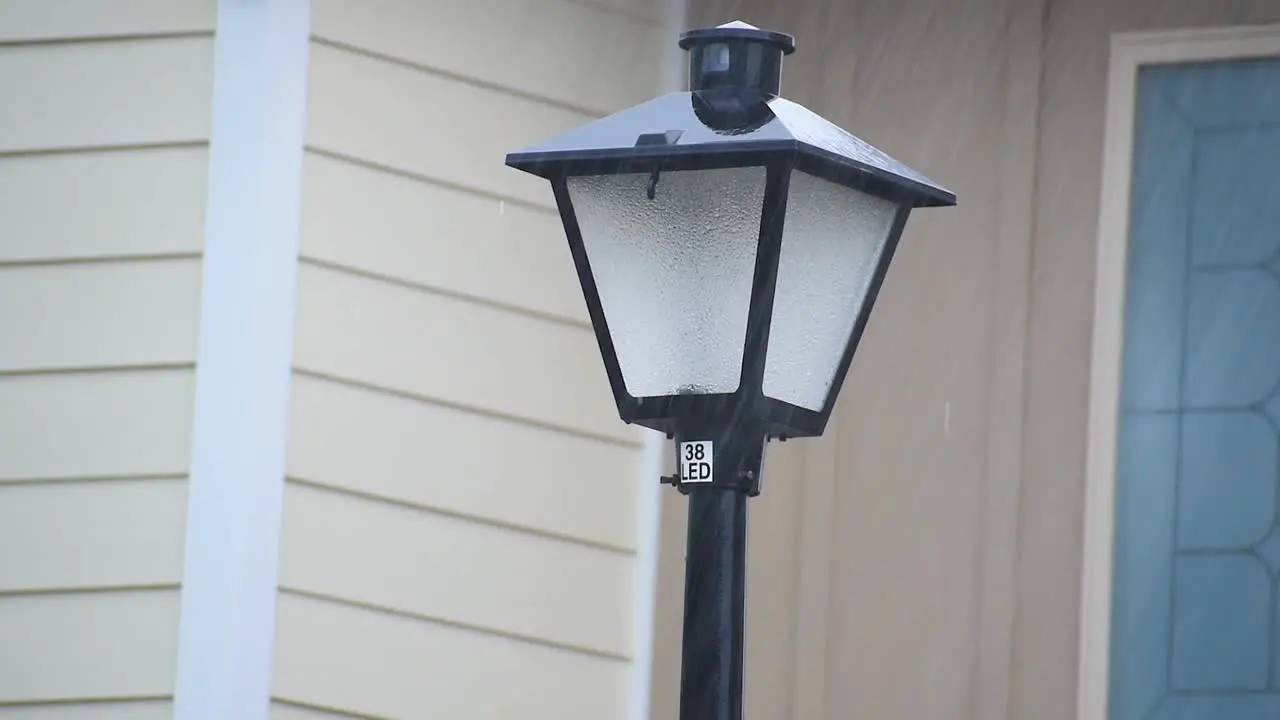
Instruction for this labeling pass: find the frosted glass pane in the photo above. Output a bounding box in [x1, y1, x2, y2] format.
[762, 170, 897, 411]
[567, 167, 767, 397]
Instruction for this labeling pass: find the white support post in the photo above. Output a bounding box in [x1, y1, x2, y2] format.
[173, 0, 311, 717]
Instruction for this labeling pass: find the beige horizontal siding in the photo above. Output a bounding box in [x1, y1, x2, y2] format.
[0, 700, 172, 719]
[271, 703, 363, 720]
[0, 0, 214, 42]
[0, 9, 212, 714]
[284, 3, 668, 716]
[0, 148, 207, 263]
[311, 0, 664, 114]
[292, 262, 631, 443]
[306, 41, 591, 208]
[288, 373, 639, 550]
[278, 481, 634, 657]
[0, 479, 185, 592]
[300, 151, 585, 324]
[0, 260, 201, 372]
[0, 591, 180, 702]
[0, 38, 213, 152]
[273, 592, 630, 719]
[0, 371, 194, 482]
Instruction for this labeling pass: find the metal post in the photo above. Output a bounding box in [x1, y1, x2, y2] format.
[674, 429, 764, 720]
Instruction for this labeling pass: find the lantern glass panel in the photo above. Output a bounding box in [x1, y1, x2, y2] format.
[762, 169, 899, 411]
[567, 166, 767, 398]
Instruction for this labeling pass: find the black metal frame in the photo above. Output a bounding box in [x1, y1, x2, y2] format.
[541, 145, 917, 441]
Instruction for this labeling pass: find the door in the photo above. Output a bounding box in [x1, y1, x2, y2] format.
[1110, 57, 1280, 719]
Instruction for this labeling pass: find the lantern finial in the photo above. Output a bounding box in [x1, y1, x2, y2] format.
[678, 21, 795, 133]
[679, 21, 794, 95]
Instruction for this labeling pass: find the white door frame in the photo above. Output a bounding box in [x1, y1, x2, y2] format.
[1077, 22, 1280, 720]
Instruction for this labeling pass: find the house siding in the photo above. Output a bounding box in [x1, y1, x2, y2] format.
[0, 2, 215, 717]
[664, 2, 1280, 720]
[273, 0, 670, 717]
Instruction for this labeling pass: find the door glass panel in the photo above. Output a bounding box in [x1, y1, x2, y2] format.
[1111, 57, 1280, 720]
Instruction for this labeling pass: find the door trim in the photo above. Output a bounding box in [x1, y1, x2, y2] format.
[1077, 22, 1280, 720]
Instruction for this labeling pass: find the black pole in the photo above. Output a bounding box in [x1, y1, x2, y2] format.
[680, 485, 748, 720]
[674, 428, 764, 720]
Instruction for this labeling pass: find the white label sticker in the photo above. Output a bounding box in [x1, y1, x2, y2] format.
[679, 441, 714, 483]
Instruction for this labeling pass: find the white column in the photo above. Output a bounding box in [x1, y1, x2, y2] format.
[173, 1, 311, 717]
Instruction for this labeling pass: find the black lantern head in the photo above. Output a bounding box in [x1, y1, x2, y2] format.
[506, 21, 955, 441]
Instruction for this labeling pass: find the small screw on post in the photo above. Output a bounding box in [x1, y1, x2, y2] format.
[661, 473, 692, 495]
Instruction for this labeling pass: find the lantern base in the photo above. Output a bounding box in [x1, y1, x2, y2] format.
[662, 419, 768, 496]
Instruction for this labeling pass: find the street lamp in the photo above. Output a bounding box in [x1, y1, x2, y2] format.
[506, 20, 954, 720]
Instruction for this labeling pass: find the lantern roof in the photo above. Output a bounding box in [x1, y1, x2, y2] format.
[505, 91, 956, 208]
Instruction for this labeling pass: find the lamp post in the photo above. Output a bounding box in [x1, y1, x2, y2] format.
[506, 20, 954, 720]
